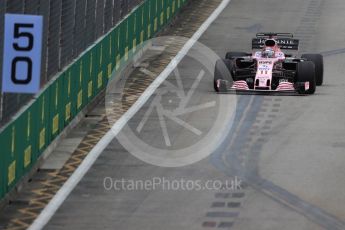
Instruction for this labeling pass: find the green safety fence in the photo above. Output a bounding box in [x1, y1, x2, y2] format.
[106, 32, 114, 81]
[114, 26, 121, 73]
[49, 75, 65, 140]
[0, 126, 6, 199]
[74, 59, 86, 112]
[36, 88, 51, 154]
[143, 0, 151, 40]
[82, 49, 94, 102]
[1, 124, 15, 193]
[95, 42, 104, 95]
[0, 0, 189, 201]
[62, 68, 76, 126]
[18, 106, 38, 174]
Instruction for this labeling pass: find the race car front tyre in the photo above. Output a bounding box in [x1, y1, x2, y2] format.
[301, 53, 324, 86]
[225, 52, 248, 59]
[214, 59, 232, 92]
[296, 61, 316, 94]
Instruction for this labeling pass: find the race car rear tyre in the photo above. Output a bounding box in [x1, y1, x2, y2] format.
[225, 52, 248, 59]
[301, 54, 324, 86]
[214, 59, 232, 92]
[296, 61, 316, 94]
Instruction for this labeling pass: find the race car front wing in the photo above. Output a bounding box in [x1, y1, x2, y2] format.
[216, 80, 311, 95]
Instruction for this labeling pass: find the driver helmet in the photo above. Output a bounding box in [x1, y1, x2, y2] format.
[262, 47, 275, 58]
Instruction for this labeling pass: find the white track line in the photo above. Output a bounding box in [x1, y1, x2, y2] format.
[28, 0, 231, 229]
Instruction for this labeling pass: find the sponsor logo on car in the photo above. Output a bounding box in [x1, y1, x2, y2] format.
[258, 60, 273, 65]
[257, 39, 295, 45]
[258, 64, 270, 71]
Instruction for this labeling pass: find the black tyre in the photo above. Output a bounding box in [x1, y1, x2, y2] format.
[296, 61, 316, 94]
[225, 52, 248, 59]
[214, 59, 232, 92]
[301, 53, 324, 86]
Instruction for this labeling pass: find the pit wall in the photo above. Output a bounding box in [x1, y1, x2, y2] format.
[0, 0, 188, 201]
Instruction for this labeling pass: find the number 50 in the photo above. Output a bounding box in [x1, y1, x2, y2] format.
[11, 23, 34, 85]
[2, 14, 42, 94]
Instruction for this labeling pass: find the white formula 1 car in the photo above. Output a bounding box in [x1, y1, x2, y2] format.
[214, 32, 324, 94]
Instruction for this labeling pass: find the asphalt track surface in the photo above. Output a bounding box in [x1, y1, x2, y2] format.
[44, 0, 345, 229]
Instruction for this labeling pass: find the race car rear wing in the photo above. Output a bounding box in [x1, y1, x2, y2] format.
[252, 38, 300, 50]
[256, 32, 294, 38]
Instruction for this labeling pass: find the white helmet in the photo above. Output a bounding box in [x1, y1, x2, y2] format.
[262, 47, 275, 58]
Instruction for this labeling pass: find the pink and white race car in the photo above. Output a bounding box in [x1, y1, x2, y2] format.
[214, 33, 324, 94]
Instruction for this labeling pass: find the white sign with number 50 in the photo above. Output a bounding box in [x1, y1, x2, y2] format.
[2, 14, 43, 94]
